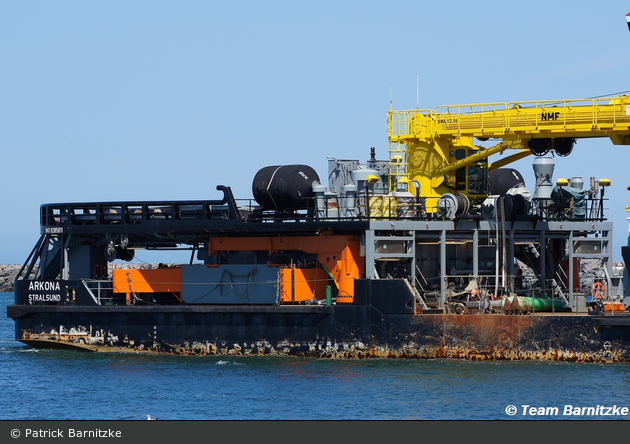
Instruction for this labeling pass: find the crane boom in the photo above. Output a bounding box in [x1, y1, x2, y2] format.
[387, 95, 630, 209]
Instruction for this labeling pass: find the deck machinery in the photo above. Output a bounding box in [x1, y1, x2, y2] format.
[7, 94, 630, 361]
[380, 94, 630, 310]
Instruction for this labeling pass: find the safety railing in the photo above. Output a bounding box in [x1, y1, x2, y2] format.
[39, 187, 249, 229]
[388, 96, 630, 140]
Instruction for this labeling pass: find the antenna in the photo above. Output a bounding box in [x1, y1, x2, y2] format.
[416, 73, 419, 109]
[390, 86, 393, 110]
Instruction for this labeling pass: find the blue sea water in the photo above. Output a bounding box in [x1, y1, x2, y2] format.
[2, 292, 630, 421]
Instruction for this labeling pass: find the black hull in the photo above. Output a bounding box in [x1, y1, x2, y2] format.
[8, 303, 630, 362]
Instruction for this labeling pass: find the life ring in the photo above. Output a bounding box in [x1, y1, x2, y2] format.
[592, 281, 605, 299]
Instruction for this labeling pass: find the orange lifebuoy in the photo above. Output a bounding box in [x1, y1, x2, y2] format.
[592, 281, 605, 299]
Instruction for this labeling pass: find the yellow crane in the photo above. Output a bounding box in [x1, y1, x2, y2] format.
[387, 95, 630, 210]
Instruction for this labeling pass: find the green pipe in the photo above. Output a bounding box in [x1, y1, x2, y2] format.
[502, 296, 563, 312]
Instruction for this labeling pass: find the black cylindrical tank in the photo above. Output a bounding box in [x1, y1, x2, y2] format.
[252, 165, 320, 210]
[489, 168, 525, 195]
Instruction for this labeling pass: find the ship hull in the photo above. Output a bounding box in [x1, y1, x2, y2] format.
[8, 303, 630, 363]
[8, 182, 630, 363]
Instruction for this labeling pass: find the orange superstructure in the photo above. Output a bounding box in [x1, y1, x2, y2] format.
[113, 268, 182, 304]
[208, 233, 363, 303]
[279, 266, 329, 303]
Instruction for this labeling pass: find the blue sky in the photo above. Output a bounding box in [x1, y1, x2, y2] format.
[2, 1, 630, 264]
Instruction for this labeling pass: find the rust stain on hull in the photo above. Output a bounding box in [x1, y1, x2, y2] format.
[18, 312, 627, 363]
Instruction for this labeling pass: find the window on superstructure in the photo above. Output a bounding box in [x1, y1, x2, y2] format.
[455, 149, 466, 191]
[467, 150, 488, 195]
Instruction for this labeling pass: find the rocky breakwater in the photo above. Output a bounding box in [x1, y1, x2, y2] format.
[0, 265, 21, 292]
